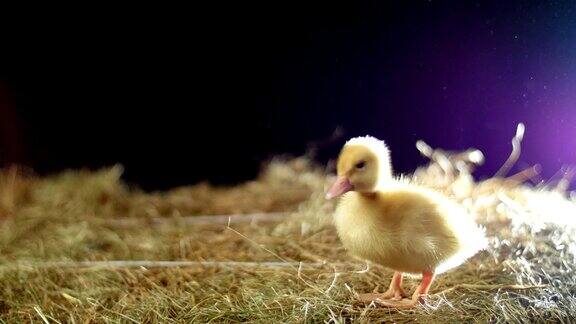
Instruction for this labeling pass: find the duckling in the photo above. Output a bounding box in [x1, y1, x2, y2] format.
[326, 136, 487, 308]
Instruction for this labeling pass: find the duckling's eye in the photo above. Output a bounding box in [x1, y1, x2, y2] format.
[355, 161, 366, 170]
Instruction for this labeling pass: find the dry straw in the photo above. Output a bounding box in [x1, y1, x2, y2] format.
[1, 126, 575, 322]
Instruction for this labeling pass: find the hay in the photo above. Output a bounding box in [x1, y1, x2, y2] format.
[1, 138, 576, 322]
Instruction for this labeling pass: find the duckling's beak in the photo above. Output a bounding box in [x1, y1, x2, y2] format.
[326, 176, 353, 199]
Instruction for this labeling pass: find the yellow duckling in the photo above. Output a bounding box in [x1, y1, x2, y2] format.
[326, 136, 487, 308]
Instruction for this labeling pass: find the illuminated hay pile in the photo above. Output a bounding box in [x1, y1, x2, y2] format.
[1, 129, 576, 322]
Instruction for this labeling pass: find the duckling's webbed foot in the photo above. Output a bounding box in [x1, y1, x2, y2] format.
[381, 271, 408, 300]
[356, 293, 392, 303]
[381, 286, 408, 300]
[372, 271, 435, 309]
[373, 296, 422, 308]
[357, 271, 408, 303]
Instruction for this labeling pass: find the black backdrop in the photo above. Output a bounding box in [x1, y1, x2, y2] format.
[1, 1, 575, 190]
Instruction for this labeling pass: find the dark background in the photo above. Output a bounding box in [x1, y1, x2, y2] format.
[1, 1, 575, 190]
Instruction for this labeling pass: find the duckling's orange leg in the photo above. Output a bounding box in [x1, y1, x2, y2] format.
[375, 271, 435, 308]
[356, 272, 408, 303]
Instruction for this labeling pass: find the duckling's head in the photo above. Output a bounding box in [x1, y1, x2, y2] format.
[326, 136, 392, 199]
